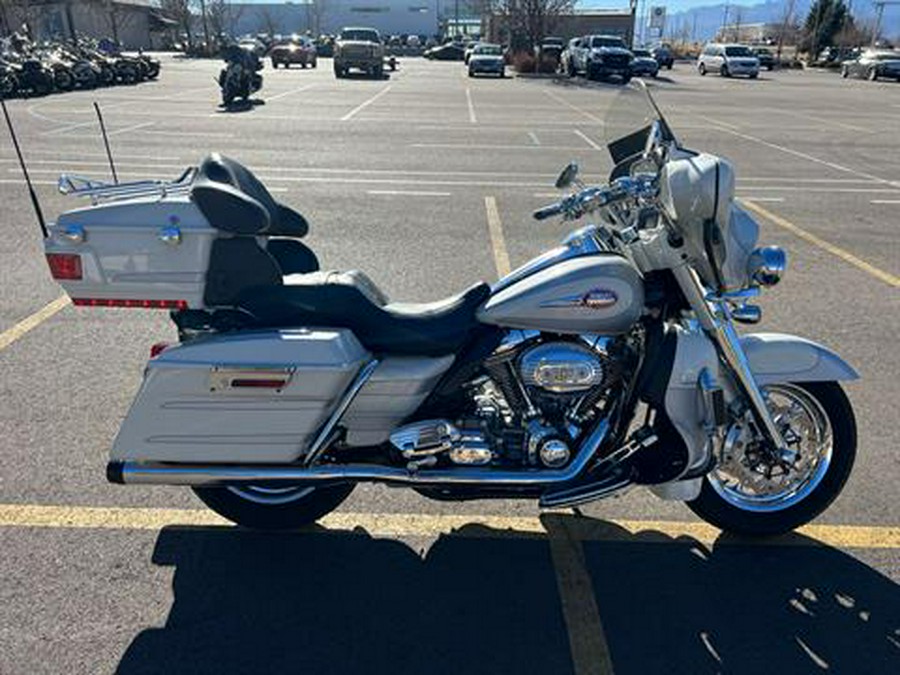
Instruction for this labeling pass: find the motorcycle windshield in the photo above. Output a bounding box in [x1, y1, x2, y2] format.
[603, 82, 678, 174]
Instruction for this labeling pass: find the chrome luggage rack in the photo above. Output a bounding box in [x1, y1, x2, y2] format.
[58, 167, 197, 205]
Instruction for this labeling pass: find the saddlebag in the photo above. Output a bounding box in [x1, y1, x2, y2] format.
[111, 329, 371, 463]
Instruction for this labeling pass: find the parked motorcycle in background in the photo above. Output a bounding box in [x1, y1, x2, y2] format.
[219, 42, 263, 106]
[42, 83, 858, 536]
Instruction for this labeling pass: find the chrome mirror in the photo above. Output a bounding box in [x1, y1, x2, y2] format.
[629, 156, 659, 180]
[748, 246, 787, 287]
[555, 162, 579, 189]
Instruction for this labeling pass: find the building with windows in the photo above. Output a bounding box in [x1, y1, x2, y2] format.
[0, 0, 172, 49]
[485, 8, 636, 48]
[231, 1, 441, 38]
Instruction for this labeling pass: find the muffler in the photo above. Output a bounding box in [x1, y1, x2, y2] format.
[107, 419, 610, 488]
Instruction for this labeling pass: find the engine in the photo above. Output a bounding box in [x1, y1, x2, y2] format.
[390, 333, 631, 471]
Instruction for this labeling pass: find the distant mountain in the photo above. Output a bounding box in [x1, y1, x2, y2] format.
[639, 0, 899, 42]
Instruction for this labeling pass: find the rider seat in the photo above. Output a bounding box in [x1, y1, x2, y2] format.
[239, 270, 492, 357]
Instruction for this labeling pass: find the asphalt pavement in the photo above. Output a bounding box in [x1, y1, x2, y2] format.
[0, 56, 898, 674]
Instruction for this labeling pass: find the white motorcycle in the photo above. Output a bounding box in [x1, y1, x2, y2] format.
[43, 83, 857, 535]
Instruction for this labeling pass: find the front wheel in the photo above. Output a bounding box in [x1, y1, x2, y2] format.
[193, 483, 355, 530]
[867, 67, 878, 81]
[698, 63, 707, 76]
[688, 382, 856, 536]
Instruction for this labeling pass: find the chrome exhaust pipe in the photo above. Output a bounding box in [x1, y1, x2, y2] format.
[108, 420, 609, 488]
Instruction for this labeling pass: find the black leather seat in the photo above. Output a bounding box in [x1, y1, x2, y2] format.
[237, 270, 492, 357]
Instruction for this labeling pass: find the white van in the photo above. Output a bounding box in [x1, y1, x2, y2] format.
[698, 43, 760, 78]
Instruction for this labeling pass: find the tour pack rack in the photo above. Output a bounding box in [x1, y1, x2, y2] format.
[57, 167, 197, 205]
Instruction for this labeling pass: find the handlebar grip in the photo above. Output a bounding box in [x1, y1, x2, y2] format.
[533, 203, 563, 221]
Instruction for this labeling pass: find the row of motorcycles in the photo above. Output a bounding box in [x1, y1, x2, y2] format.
[0, 38, 160, 99]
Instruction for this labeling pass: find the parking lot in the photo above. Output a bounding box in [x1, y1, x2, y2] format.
[1, 55, 899, 674]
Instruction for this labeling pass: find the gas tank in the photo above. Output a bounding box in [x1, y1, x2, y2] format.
[477, 255, 643, 334]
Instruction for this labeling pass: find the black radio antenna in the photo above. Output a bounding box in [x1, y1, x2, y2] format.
[93, 101, 118, 184]
[1, 99, 48, 238]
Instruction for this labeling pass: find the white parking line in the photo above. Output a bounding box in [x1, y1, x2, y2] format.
[528, 131, 541, 146]
[543, 89, 604, 124]
[466, 87, 477, 124]
[340, 85, 392, 121]
[742, 197, 784, 202]
[573, 129, 601, 150]
[736, 186, 900, 194]
[410, 143, 589, 151]
[267, 83, 316, 102]
[699, 116, 900, 188]
[871, 200, 900, 205]
[108, 121, 156, 136]
[367, 190, 452, 196]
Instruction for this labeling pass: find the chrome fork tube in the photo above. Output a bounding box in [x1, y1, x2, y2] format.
[673, 265, 787, 452]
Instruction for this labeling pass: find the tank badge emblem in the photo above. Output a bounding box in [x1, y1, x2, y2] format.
[540, 288, 618, 310]
[580, 288, 618, 309]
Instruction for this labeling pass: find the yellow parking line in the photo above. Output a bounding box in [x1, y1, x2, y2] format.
[0, 295, 71, 352]
[1, 503, 899, 549]
[740, 199, 900, 288]
[549, 519, 616, 675]
[484, 195, 511, 278]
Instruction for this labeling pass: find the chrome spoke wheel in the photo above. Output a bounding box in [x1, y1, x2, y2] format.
[226, 484, 316, 505]
[709, 384, 833, 513]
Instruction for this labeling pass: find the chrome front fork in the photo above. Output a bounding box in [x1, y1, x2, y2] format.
[673, 266, 788, 453]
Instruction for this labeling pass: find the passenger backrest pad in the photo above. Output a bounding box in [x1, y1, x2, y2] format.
[204, 237, 282, 307]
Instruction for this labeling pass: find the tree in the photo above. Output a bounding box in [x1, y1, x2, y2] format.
[205, 0, 243, 38]
[158, 0, 195, 45]
[801, 0, 850, 56]
[256, 6, 278, 37]
[488, 0, 575, 51]
[775, 0, 798, 62]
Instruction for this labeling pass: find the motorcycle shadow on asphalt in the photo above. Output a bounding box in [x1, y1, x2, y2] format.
[116, 513, 899, 675]
[216, 99, 266, 113]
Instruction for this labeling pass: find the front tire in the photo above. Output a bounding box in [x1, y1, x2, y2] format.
[193, 483, 355, 530]
[688, 382, 856, 537]
[698, 63, 707, 76]
[867, 67, 878, 81]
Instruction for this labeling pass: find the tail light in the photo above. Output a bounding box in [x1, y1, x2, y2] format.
[150, 342, 171, 358]
[46, 253, 82, 280]
[72, 298, 188, 310]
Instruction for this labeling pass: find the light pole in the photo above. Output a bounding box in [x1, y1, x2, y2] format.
[872, 1, 900, 46]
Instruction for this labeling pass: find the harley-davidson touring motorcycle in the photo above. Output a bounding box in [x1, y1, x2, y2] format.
[218, 44, 263, 106]
[43, 83, 857, 535]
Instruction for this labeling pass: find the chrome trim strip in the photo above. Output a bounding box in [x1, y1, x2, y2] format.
[115, 419, 610, 487]
[674, 265, 787, 451]
[303, 358, 381, 467]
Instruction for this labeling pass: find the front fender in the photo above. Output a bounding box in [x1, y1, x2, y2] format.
[742, 332, 859, 385]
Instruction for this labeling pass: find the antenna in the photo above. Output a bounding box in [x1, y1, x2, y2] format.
[1, 99, 48, 238]
[93, 102, 118, 184]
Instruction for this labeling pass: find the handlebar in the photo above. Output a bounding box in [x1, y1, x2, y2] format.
[531, 176, 658, 223]
[533, 202, 564, 221]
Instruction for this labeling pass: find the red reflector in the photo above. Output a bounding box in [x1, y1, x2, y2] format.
[72, 298, 188, 310]
[46, 253, 82, 280]
[230, 378, 289, 389]
[150, 342, 171, 358]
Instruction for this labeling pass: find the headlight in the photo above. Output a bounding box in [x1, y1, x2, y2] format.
[748, 246, 787, 286]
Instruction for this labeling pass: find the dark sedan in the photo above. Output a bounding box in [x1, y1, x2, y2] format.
[841, 49, 900, 81]
[752, 47, 775, 70]
[630, 49, 659, 78]
[424, 42, 465, 61]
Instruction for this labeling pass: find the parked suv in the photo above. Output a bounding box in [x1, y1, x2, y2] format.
[698, 43, 759, 78]
[269, 36, 317, 68]
[651, 43, 674, 70]
[573, 34, 633, 82]
[334, 27, 385, 78]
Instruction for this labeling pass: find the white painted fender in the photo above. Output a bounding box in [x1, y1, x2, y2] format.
[742, 333, 859, 385]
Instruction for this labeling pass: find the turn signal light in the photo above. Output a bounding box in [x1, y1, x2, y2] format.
[72, 298, 188, 310]
[46, 253, 82, 280]
[150, 342, 171, 358]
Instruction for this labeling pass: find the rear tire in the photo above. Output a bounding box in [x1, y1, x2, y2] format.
[688, 382, 856, 537]
[193, 483, 355, 530]
[841, 66, 849, 78]
[867, 67, 878, 81]
[721, 64, 730, 77]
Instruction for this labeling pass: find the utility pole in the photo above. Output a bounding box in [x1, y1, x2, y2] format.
[872, 1, 900, 46]
[199, 0, 211, 50]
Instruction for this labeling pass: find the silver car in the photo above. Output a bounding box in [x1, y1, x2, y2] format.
[698, 43, 759, 79]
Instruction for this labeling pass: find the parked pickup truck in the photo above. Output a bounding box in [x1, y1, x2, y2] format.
[334, 26, 386, 78]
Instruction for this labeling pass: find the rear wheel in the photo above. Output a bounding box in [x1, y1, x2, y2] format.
[841, 66, 849, 78]
[193, 483, 355, 530]
[688, 382, 856, 537]
[867, 67, 878, 81]
[721, 64, 730, 77]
